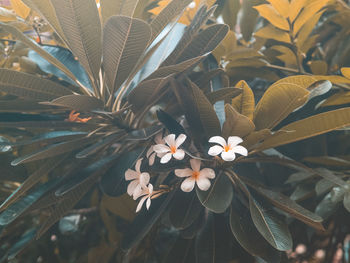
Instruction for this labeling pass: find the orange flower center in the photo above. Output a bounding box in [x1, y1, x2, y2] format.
[192, 171, 200, 180]
[224, 145, 231, 152]
[170, 145, 177, 154]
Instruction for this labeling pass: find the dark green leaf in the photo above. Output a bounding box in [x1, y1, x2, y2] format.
[43, 94, 104, 111]
[157, 110, 186, 136]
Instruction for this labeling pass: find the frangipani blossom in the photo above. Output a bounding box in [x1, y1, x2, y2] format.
[175, 159, 215, 192]
[153, 134, 186, 164]
[208, 136, 248, 161]
[146, 133, 166, 166]
[136, 184, 153, 212]
[125, 158, 150, 199]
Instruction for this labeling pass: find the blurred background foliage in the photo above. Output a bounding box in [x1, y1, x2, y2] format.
[0, 0, 350, 262]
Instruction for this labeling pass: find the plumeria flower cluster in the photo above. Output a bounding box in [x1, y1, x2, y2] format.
[125, 134, 248, 212]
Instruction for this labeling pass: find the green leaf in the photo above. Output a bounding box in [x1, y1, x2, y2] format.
[249, 196, 292, 251]
[7, 228, 37, 261]
[222, 104, 255, 138]
[100, 0, 140, 24]
[43, 94, 104, 111]
[103, 15, 151, 93]
[51, 0, 102, 83]
[0, 69, 72, 100]
[194, 213, 215, 263]
[157, 110, 186, 136]
[257, 107, 350, 151]
[230, 198, 282, 262]
[196, 172, 233, 213]
[76, 134, 120, 158]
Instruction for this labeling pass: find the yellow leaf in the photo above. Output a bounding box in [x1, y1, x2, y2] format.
[254, 4, 290, 31]
[289, 0, 307, 22]
[271, 45, 298, 67]
[341, 67, 350, 79]
[10, 0, 30, 19]
[232, 80, 255, 120]
[296, 11, 323, 49]
[319, 91, 350, 107]
[266, 0, 290, 18]
[315, 75, 350, 84]
[0, 6, 16, 21]
[309, 61, 328, 75]
[255, 24, 291, 43]
[242, 129, 272, 150]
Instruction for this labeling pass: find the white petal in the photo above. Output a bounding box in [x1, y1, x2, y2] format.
[173, 149, 185, 160]
[132, 185, 143, 200]
[148, 183, 153, 194]
[146, 197, 151, 210]
[175, 134, 187, 147]
[160, 153, 172, 163]
[148, 153, 156, 166]
[125, 169, 138, 181]
[208, 136, 227, 147]
[127, 180, 138, 196]
[164, 134, 176, 147]
[139, 172, 150, 187]
[135, 158, 142, 173]
[175, 168, 193, 178]
[208, 145, 223, 156]
[232, 145, 248, 156]
[181, 177, 196, 192]
[221, 150, 236, 161]
[136, 196, 147, 212]
[153, 144, 170, 154]
[200, 168, 215, 179]
[190, 159, 201, 171]
[227, 136, 243, 147]
[196, 177, 211, 191]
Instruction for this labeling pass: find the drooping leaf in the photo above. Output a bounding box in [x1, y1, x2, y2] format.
[230, 198, 282, 262]
[51, 0, 102, 83]
[196, 172, 233, 213]
[103, 15, 151, 93]
[249, 196, 292, 251]
[257, 107, 350, 151]
[0, 69, 72, 100]
[231, 80, 255, 120]
[100, 0, 140, 24]
[43, 94, 104, 111]
[222, 104, 255, 138]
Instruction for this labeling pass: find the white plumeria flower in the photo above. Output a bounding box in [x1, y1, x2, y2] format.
[125, 158, 150, 199]
[175, 159, 215, 192]
[136, 183, 153, 212]
[146, 133, 166, 166]
[153, 134, 187, 164]
[208, 136, 248, 161]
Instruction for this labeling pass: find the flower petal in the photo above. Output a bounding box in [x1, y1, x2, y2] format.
[136, 196, 147, 212]
[173, 149, 185, 160]
[125, 169, 138, 181]
[146, 197, 151, 210]
[148, 183, 153, 194]
[175, 168, 193, 178]
[155, 133, 164, 144]
[181, 177, 196, 192]
[139, 172, 150, 187]
[127, 180, 138, 196]
[200, 168, 215, 179]
[227, 136, 243, 147]
[135, 158, 142, 173]
[175, 134, 187, 148]
[153, 144, 170, 154]
[164, 134, 176, 147]
[208, 145, 223, 156]
[209, 136, 227, 147]
[221, 150, 236, 161]
[196, 177, 211, 191]
[232, 145, 248, 156]
[160, 153, 172, 164]
[148, 153, 156, 166]
[132, 185, 143, 200]
[190, 159, 201, 171]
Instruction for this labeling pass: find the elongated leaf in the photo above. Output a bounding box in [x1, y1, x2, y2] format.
[207, 88, 242, 104]
[10, 0, 30, 18]
[288, 0, 307, 22]
[254, 4, 289, 31]
[103, 15, 151, 93]
[249, 196, 292, 251]
[257, 107, 350, 151]
[0, 121, 95, 129]
[44, 95, 104, 111]
[196, 172, 233, 213]
[7, 228, 37, 260]
[0, 69, 72, 100]
[51, 0, 102, 83]
[266, 0, 289, 18]
[150, 0, 192, 40]
[11, 136, 97, 166]
[222, 104, 255, 138]
[157, 109, 186, 136]
[253, 78, 310, 130]
[230, 198, 282, 262]
[254, 24, 291, 43]
[231, 80, 255, 120]
[76, 134, 120, 158]
[101, 0, 139, 24]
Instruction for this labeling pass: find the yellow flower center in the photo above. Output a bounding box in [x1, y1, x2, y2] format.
[192, 171, 200, 180]
[224, 145, 231, 152]
[170, 145, 177, 154]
